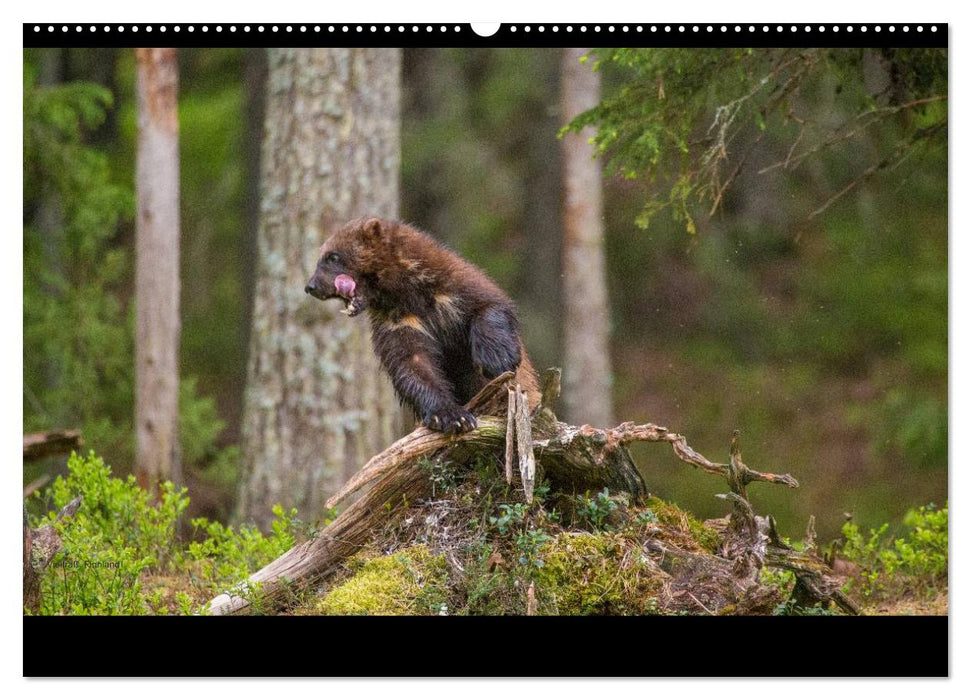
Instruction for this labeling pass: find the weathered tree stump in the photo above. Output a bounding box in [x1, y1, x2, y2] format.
[23, 496, 81, 613]
[207, 368, 850, 616]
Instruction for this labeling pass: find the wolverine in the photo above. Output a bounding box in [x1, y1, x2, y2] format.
[305, 216, 540, 435]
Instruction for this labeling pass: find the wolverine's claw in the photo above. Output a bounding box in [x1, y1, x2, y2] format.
[423, 406, 477, 435]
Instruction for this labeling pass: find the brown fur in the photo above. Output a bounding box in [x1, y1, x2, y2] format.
[306, 217, 540, 434]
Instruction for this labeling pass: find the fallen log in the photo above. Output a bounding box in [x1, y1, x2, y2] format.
[207, 368, 827, 616]
[23, 429, 83, 462]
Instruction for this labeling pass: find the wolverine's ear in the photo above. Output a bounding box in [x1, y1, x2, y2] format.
[360, 217, 387, 246]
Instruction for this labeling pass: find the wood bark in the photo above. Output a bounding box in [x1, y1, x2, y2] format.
[134, 48, 182, 491]
[235, 49, 402, 530]
[560, 48, 613, 427]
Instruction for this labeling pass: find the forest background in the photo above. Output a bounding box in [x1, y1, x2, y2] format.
[23, 45, 947, 544]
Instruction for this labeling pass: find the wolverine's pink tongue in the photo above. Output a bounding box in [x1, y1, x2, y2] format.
[334, 274, 356, 298]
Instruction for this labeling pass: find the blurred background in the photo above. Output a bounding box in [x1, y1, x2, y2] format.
[23, 47, 947, 541]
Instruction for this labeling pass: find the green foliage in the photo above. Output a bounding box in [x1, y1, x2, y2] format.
[869, 391, 947, 472]
[514, 528, 552, 570]
[422, 456, 462, 496]
[564, 47, 947, 232]
[403, 48, 560, 290]
[489, 502, 528, 535]
[840, 503, 947, 600]
[23, 59, 239, 481]
[44, 451, 189, 565]
[181, 504, 300, 588]
[31, 450, 302, 615]
[573, 488, 621, 531]
[23, 64, 136, 463]
[36, 451, 188, 614]
[178, 377, 241, 491]
[633, 509, 659, 525]
[760, 567, 796, 592]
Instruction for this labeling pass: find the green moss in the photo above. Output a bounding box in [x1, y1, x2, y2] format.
[316, 545, 448, 615]
[533, 532, 662, 615]
[645, 497, 723, 554]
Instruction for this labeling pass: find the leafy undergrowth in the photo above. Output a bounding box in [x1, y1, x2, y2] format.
[27, 450, 947, 616]
[837, 502, 948, 615]
[27, 451, 307, 615]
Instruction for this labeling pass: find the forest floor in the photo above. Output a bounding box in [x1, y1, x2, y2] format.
[863, 593, 948, 616]
[31, 449, 946, 616]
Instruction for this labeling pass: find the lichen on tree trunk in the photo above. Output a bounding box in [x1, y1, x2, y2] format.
[236, 48, 403, 530]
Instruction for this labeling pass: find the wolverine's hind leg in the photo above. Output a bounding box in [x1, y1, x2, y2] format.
[469, 306, 523, 379]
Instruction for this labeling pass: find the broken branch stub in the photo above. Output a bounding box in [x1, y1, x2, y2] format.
[505, 385, 516, 484]
[514, 383, 536, 503]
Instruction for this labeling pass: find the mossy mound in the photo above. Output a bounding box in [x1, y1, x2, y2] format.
[534, 532, 662, 615]
[306, 456, 794, 616]
[644, 496, 723, 554]
[316, 545, 448, 615]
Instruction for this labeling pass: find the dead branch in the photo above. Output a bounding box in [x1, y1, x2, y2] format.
[596, 423, 799, 489]
[513, 384, 536, 503]
[324, 371, 516, 509]
[758, 94, 947, 177]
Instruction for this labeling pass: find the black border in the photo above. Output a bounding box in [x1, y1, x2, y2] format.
[24, 615, 948, 677]
[24, 23, 947, 49]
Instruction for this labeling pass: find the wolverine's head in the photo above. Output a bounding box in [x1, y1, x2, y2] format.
[304, 216, 399, 317]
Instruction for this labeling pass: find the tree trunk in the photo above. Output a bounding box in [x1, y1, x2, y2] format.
[224, 47, 269, 447]
[134, 47, 182, 490]
[235, 48, 402, 530]
[560, 48, 613, 428]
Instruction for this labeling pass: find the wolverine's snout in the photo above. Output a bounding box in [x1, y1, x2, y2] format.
[305, 278, 328, 299]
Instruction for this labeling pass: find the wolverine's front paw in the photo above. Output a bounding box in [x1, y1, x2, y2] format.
[422, 406, 478, 435]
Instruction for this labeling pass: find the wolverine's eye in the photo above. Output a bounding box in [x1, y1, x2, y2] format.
[325, 252, 341, 265]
